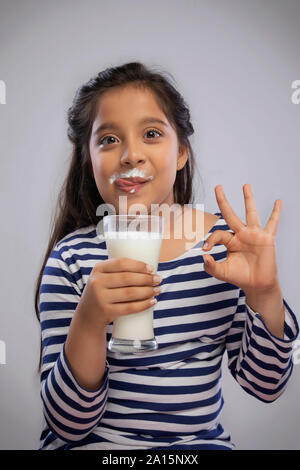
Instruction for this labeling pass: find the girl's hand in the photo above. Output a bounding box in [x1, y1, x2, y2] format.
[202, 184, 282, 293]
[76, 258, 161, 331]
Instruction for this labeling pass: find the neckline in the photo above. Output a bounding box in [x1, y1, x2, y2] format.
[158, 212, 222, 266]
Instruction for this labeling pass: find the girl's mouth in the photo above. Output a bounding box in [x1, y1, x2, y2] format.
[115, 178, 150, 194]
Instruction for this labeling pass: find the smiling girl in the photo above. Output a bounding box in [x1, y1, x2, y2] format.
[35, 62, 299, 450]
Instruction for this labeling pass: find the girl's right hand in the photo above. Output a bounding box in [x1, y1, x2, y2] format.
[76, 257, 161, 331]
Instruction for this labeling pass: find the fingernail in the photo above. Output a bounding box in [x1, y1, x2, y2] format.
[146, 264, 154, 272]
[153, 275, 162, 284]
[203, 242, 209, 250]
[203, 256, 209, 264]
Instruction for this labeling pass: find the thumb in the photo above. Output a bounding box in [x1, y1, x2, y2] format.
[203, 254, 228, 281]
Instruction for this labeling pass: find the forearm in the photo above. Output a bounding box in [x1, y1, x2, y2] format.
[244, 280, 285, 339]
[227, 285, 299, 403]
[65, 305, 108, 391]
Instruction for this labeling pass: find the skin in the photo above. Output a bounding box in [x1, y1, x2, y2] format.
[65, 86, 287, 394]
[88, 85, 286, 337]
[203, 184, 282, 292]
[89, 84, 188, 216]
[203, 184, 285, 338]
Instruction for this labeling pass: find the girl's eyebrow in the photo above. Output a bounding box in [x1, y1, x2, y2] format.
[92, 117, 168, 138]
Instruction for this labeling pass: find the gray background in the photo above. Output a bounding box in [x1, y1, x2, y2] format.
[0, 0, 299, 450]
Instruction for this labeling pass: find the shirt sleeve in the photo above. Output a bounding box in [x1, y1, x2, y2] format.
[39, 245, 110, 443]
[225, 288, 299, 403]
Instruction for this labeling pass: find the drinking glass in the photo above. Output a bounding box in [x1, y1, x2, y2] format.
[103, 215, 164, 354]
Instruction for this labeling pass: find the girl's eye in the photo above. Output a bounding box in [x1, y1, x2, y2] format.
[145, 129, 162, 139]
[98, 135, 117, 146]
[98, 129, 162, 147]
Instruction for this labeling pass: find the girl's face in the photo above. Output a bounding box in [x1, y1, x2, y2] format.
[89, 85, 188, 214]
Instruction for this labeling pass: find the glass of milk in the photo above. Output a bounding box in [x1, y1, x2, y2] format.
[103, 215, 164, 354]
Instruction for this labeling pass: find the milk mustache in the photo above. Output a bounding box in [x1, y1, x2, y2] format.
[105, 230, 162, 340]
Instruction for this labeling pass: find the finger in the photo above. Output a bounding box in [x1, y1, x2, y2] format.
[106, 285, 158, 304]
[96, 257, 154, 274]
[264, 199, 282, 237]
[202, 230, 234, 252]
[243, 183, 261, 227]
[215, 185, 245, 233]
[101, 271, 160, 288]
[111, 297, 157, 317]
[202, 254, 229, 282]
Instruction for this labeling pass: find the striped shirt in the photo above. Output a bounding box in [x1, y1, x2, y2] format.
[39, 212, 299, 450]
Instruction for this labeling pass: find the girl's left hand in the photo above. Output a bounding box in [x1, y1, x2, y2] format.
[202, 184, 282, 293]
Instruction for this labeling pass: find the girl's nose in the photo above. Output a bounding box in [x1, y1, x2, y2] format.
[120, 152, 146, 167]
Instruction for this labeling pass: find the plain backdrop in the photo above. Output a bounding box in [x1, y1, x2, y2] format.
[0, 0, 299, 450]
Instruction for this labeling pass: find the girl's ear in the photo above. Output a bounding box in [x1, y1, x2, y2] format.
[177, 144, 188, 170]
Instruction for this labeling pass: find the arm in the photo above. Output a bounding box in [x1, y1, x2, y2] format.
[39, 246, 109, 443]
[64, 305, 107, 391]
[225, 288, 299, 403]
[243, 280, 285, 339]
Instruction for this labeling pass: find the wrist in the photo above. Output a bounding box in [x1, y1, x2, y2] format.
[243, 281, 285, 339]
[74, 303, 108, 336]
[243, 278, 282, 299]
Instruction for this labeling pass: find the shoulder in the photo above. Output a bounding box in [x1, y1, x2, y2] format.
[192, 208, 231, 233]
[191, 208, 221, 226]
[203, 211, 221, 226]
[55, 224, 98, 252]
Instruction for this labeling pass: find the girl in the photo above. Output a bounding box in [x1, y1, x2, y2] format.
[35, 62, 299, 450]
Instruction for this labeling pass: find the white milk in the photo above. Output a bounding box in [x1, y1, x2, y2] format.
[105, 231, 162, 340]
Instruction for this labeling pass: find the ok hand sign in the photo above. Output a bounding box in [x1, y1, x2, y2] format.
[203, 184, 282, 293]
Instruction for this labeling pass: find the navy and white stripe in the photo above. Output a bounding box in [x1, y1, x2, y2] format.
[38, 212, 299, 450]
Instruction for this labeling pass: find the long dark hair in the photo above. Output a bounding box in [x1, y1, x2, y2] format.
[34, 61, 200, 372]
